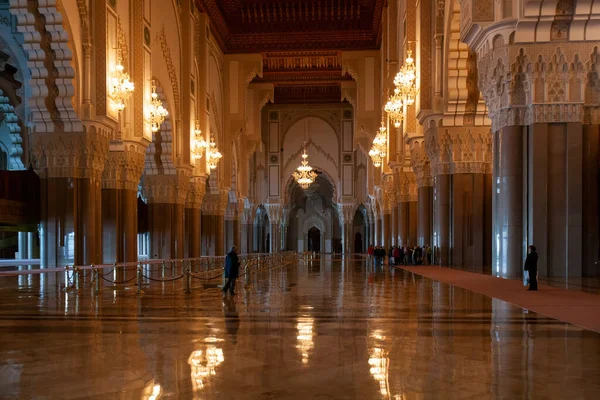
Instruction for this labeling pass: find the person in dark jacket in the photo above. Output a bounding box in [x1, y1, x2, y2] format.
[524, 245, 538, 291]
[223, 246, 240, 296]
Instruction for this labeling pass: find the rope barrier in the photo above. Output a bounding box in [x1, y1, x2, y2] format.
[1, 252, 299, 295]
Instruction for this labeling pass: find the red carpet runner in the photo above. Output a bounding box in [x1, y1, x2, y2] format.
[400, 266, 600, 333]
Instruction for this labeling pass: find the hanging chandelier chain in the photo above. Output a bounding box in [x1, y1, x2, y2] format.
[293, 142, 317, 189]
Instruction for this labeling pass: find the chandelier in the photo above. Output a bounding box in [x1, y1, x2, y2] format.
[293, 143, 317, 189]
[108, 54, 134, 112]
[148, 80, 168, 132]
[192, 121, 208, 159]
[369, 122, 387, 168]
[394, 49, 417, 105]
[207, 136, 222, 170]
[384, 87, 405, 128]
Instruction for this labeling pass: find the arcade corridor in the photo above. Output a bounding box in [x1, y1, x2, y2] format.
[0, 257, 598, 399]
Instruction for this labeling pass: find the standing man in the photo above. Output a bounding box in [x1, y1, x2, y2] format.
[524, 245, 538, 291]
[223, 246, 240, 296]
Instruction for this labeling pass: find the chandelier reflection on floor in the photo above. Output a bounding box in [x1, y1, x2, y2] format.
[293, 142, 317, 189]
[296, 316, 314, 364]
[369, 329, 390, 397]
[188, 346, 225, 391]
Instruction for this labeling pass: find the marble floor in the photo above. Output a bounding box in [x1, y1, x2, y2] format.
[0, 256, 599, 399]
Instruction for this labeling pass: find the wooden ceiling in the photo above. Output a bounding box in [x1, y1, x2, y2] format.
[195, 0, 384, 53]
[195, 1, 383, 104]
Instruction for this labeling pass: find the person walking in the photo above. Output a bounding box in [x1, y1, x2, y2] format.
[524, 245, 538, 291]
[223, 246, 240, 296]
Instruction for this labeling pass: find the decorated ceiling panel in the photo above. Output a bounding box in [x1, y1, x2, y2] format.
[196, 0, 384, 53]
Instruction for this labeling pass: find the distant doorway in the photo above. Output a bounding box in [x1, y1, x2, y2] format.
[308, 227, 321, 253]
[354, 232, 363, 254]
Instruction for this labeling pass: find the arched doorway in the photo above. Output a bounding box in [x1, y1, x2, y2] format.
[308, 227, 321, 253]
[354, 232, 363, 254]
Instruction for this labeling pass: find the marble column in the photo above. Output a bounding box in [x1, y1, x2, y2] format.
[216, 214, 225, 255]
[102, 147, 145, 266]
[374, 215, 380, 246]
[417, 186, 433, 247]
[408, 201, 418, 247]
[391, 205, 398, 246]
[143, 172, 189, 260]
[383, 212, 391, 249]
[184, 178, 206, 258]
[399, 202, 409, 247]
[450, 173, 492, 272]
[582, 124, 600, 276]
[496, 125, 524, 278]
[434, 175, 450, 265]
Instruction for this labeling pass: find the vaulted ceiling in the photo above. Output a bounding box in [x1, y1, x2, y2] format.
[195, 0, 384, 104]
[195, 0, 384, 53]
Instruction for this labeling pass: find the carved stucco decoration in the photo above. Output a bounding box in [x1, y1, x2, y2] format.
[426, 126, 492, 176]
[0, 90, 24, 170]
[155, 26, 180, 120]
[32, 131, 109, 180]
[409, 139, 432, 188]
[477, 40, 600, 131]
[142, 168, 191, 205]
[102, 143, 146, 190]
[9, 0, 82, 134]
[397, 171, 418, 203]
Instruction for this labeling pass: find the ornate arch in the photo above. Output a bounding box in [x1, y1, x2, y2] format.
[9, 0, 81, 133]
[0, 89, 24, 170]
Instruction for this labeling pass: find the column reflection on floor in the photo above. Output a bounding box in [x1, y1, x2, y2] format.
[0, 255, 599, 399]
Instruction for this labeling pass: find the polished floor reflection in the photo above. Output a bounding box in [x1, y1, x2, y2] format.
[0, 256, 599, 399]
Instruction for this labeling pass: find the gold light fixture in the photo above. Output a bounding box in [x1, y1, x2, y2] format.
[148, 80, 168, 132]
[207, 136, 222, 170]
[369, 122, 388, 168]
[109, 54, 134, 112]
[293, 142, 317, 189]
[384, 87, 405, 128]
[394, 49, 417, 105]
[192, 120, 208, 159]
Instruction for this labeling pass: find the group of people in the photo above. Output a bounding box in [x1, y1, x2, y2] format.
[367, 244, 432, 266]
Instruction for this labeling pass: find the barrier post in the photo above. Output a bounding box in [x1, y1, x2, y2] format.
[74, 266, 80, 290]
[161, 261, 166, 278]
[95, 267, 100, 293]
[185, 263, 191, 294]
[171, 261, 176, 278]
[137, 263, 142, 294]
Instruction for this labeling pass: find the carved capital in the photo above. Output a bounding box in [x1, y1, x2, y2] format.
[409, 138, 433, 188]
[32, 132, 109, 180]
[142, 169, 191, 205]
[186, 176, 207, 209]
[102, 142, 146, 190]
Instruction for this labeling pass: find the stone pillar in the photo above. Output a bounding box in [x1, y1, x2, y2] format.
[34, 133, 108, 267]
[383, 212, 391, 249]
[216, 213, 225, 255]
[418, 186, 433, 247]
[408, 201, 418, 246]
[497, 125, 524, 278]
[398, 202, 408, 247]
[265, 203, 282, 253]
[391, 204, 398, 246]
[143, 171, 190, 259]
[102, 146, 145, 264]
[583, 124, 600, 276]
[184, 177, 206, 258]
[433, 174, 450, 265]
[374, 214, 380, 246]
